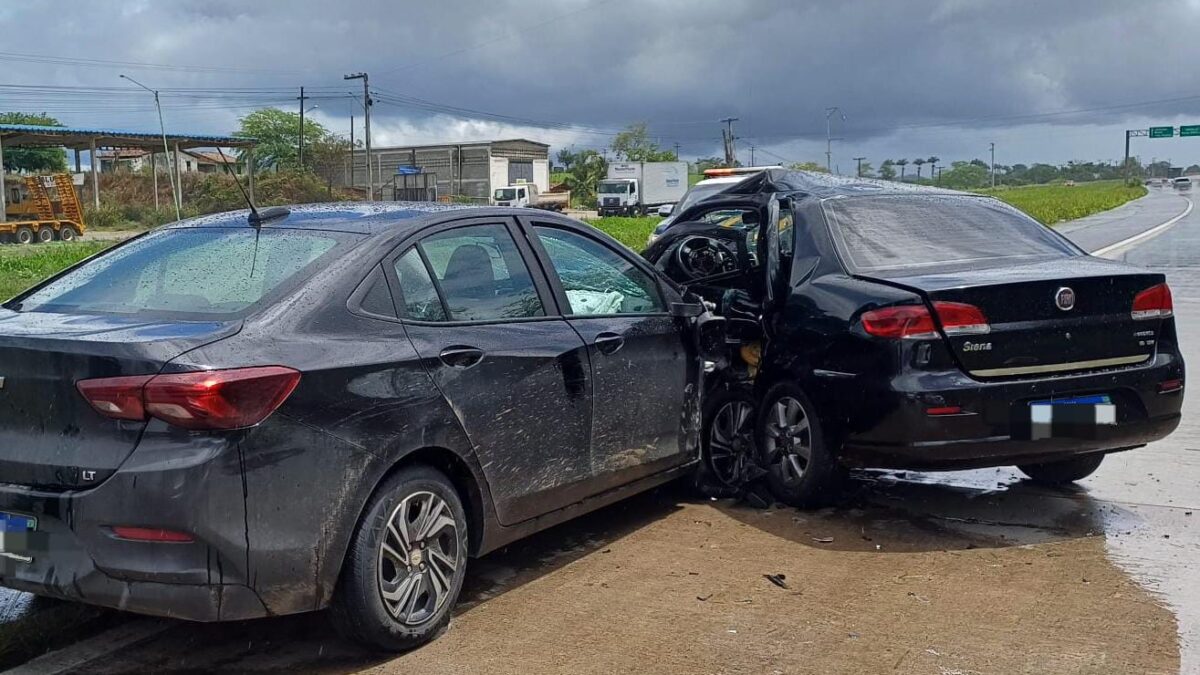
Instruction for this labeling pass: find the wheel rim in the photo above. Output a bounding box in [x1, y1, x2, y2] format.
[17, 231, 32, 244]
[377, 491, 461, 626]
[38, 229, 53, 243]
[708, 399, 756, 486]
[61, 229, 75, 241]
[761, 396, 812, 486]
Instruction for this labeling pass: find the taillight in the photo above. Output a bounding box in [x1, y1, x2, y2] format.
[78, 366, 301, 430]
[110, 526, 195, 543]
[861, 302, 989, 339]
[1132, 283, 1173, 320]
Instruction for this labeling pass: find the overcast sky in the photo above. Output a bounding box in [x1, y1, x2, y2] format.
[5, 0, 1200, 171]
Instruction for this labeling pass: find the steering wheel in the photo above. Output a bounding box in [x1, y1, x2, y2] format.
[675, 236, 737, 280]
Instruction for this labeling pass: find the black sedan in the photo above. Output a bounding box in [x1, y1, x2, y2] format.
[645, 170, 1185, 507]
[0, 204, 720, 650]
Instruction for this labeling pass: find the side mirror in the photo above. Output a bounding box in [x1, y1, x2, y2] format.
[695, 314, 728, 364]
[657, 204, 674, 217]
[669, 301, 705, 318]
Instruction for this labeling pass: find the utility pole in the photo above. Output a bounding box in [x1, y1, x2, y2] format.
[298, 87, 307, 169]
[349, 115, 355, 187]
[825, 106, 845, 173]
[673, 142, 681, 161]
[750, 145, 756, 165]
[120, 74, 180, 220]
[345, 72, 372, 198]
[853, 156, 866, 177]
[720, 117, 739, 166]
[989, 142, 996, 188]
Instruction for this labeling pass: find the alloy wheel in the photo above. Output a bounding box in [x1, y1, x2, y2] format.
[377, 491, 461, 626]
[761, 396, 812, 487]
[708, 399, 756, 486]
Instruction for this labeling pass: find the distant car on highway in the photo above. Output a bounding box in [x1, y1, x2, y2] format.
[645, 169, 1185, 507]
[0, 203, 723, 651]
[1173, 177, 1192, 190]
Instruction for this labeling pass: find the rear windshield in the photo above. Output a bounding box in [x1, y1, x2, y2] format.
[10, 227, 357, 319]
[823, 195, 1080, 274]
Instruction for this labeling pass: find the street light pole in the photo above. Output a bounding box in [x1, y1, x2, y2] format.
[344, 72, 372, 198]
[989, 142, 996, 188]
[853, 156, 866, 177]
[121, 74, 180, 220]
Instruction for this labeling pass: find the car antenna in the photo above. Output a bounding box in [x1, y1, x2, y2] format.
[215, 147, 284, 277]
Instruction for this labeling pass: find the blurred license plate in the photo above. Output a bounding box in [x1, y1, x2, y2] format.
[0, 511, 37, 563]
[1028, 395, 1116, 439]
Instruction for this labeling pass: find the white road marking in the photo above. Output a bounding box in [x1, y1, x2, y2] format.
[4, 619, 170, 675]
[1092, 196, 1194, 258]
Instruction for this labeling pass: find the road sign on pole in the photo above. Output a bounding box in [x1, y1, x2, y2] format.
[1181, 125, 1200, 137]
[1150, 126, 1175, 138]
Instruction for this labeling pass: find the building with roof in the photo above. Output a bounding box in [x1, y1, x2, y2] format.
[345, 138, 550, 201]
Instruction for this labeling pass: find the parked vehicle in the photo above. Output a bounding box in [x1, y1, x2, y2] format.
[645, 169, 1185, 507]
[491, 183, 569, 211]
[1173, 177, 1192, 191]
[2, 173, 87, 244]
[0, 204, 723, 651]
[597, 161, 688, 216]
[648, 166, 783, 246]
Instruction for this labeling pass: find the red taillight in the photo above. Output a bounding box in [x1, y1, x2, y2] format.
[78, 366, 301, 430]
[110, 526, 194, 543]
[925, 406, 964, 416]
[861, 302, 989, 339]
[1132, 283, 1173, 320]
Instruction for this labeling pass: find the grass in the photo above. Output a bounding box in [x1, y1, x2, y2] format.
[0, 241, 114, 300]
[978, 180, 1148, 226]
[585, 216, 661, 250]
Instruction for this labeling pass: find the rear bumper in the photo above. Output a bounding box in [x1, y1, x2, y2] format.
[837, 351, 1185, 470]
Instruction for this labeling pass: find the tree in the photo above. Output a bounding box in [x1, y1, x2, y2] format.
[556, 147, 577, 171]
[1186, 164, 1200, 175]
[913, 158, 926, 181]
[879, 159, 896, 181]
[857, 161, 875, 178]
[895, 158, 908, 181]
[0, 112, 68, 173]
[610, 123, 675, 162]
[788, 161, 829, 173]
[563, 149, 608, 206]
[938, 161, 989, 190]
[308, 134, 352, 196]
[693, 157, 728, 173]
[235, 108, 329, 171]
[927, 156, 939, 182]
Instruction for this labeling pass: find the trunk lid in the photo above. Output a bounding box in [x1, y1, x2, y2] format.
[861, 256, 1166, 379]
[0, 309, 239, 489]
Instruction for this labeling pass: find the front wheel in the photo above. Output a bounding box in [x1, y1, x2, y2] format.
[1018, 454, 1104, 484]
[757, 383, 845, 508]
[15, 227, 34, 245]
[330, 465, 469, 652]
[58, 225, 78, 242]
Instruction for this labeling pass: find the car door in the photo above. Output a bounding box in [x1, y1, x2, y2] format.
[522, 217, 698, 489]
[387, 217, 593, 525]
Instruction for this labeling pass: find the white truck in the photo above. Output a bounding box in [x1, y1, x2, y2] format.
[491, 183, 569, 211]
[597, 161, 689, 216]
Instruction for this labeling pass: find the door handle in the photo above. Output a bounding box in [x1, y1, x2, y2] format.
[594, 332, 625, 355]
[439, 346, 485, 368]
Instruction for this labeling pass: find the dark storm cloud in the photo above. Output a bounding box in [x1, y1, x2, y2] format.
[5, 0, 1200, 162]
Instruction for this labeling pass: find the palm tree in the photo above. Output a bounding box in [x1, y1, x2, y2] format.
[913, 158, 926, 181]
[927, 156, 940, 183]
[895, 158, 908, 181]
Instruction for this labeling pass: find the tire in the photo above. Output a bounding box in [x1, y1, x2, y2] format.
[756, 382, 845, 508]
[59, 225, 78, 242]
[1018, 454, 1104, 484]
[15, 227, 34, 245]
[37, 225, 55, 243]
[702, 388, 758, 488]
[330, 465, 469, 652]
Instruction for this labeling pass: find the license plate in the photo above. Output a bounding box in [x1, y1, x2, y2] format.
[0, 511, 37, 563]
[1027, 395, 1116, 439]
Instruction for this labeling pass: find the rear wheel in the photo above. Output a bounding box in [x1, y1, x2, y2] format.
[757, 383, 845, 508]
[15, 227, 34, 245]
[58, 225, 78, 242]
[1018, 454, 1104, 484]
[330, 465, 469, 651]
[37, 225, 56, 243]
[703, 389, 757, 487]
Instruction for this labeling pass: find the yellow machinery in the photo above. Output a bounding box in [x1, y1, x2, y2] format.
[2, 173, 87, 244]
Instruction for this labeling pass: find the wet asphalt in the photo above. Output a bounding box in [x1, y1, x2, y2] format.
[1, 188, 1197, 673]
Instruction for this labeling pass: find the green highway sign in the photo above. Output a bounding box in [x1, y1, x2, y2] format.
[1150, 126, 1175, 138]
[1181, 125, 1200, 137]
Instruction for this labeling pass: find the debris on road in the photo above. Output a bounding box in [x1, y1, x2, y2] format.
[812, 536, 835, 544]
[764, 574, 789, 589]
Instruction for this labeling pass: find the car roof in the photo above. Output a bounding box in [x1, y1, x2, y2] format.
[163, 202, 519, 235]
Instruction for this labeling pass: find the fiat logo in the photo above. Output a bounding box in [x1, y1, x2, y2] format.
[1055, 287, 1076, 311]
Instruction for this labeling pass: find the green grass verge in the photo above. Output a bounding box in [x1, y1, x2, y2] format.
[585, 216, 660, 251]
[978, 180, 1148, 226]
[0, 241, 114, 301]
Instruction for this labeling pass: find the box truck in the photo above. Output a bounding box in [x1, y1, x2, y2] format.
[597, 161, 688, 216]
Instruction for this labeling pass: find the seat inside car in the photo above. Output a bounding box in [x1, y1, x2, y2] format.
[442, 243, 497, 303]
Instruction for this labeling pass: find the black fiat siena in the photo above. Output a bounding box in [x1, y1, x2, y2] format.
[646, 170, 1185, 507]
[0, 203, 718, 650]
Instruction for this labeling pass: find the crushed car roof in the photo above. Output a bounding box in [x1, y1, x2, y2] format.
[722, 169, 969, 199]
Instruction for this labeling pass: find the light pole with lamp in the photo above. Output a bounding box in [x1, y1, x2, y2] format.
[120, 74, 181, 220]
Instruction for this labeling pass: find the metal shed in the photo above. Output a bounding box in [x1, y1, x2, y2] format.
[349, 138, 550, 201]
[0, 123, 256, 217]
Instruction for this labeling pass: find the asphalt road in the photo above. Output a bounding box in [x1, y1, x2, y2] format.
[2, 188, 1197, 674]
